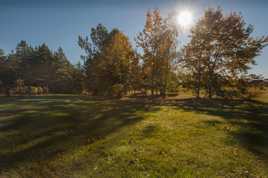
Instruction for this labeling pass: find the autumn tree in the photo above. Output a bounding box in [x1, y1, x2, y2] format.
[79, 25, 138, 96]
[182, 8, 268, 98]
[101, 29, 138, 95]
[136, 9, 179, 97]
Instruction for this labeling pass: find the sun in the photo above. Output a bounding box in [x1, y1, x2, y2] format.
[176, 10, 193, 29]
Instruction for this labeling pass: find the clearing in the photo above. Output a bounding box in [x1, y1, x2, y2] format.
[0, 93, 268, 177]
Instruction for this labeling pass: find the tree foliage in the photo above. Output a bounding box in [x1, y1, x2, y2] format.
[79, 25, 139, 96]
[136, 9, 179, 97]
[0, 8, 267, 98]
[182, 8, 268, 98]
[0, 41, 82, 95]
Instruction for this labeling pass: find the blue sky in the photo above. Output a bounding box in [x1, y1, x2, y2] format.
[0, 0, 268, 77]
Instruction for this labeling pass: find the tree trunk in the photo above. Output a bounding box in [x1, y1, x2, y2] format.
[160, 87, 166, 98]
[207, 66, 214, 99]
[5, 87, 10, 97]
[196, 85, 200, 99]
[151, 88, 154, 96]
[196, 74, 201, 99]
[196, 58, 201, 99]
[208, 83, 212, 99]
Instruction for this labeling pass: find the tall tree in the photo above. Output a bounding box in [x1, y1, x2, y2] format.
[182, 8, 268, 98]
[78, 24, 109, 93]
[79, 25, 137, 96]
[51, 47, 74, 93]
[0, 49, 17, 96]
[136, 9, 179, 97]
[101, 29, 136, 94]
[2, 41, 80, 94]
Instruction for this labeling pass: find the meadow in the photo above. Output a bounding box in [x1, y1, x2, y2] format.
[0, 92, 268, 177]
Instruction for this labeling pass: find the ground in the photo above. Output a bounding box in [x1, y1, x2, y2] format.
[0, 92, 268, 178]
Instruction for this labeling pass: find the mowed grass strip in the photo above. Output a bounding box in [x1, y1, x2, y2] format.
[0, 94, 267, 177]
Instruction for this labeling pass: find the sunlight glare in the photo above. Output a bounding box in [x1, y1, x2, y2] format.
[177, 10, 193, 29]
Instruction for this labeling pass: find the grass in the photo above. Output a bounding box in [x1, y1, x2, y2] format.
[0, 93, 268, 177]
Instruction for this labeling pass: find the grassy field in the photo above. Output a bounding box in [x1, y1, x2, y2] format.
[0, 92, 268, 178]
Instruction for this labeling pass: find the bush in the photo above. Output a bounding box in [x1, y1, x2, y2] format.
[243, 87, 265, 99]
[43, 86, 49, 94]
[81, 90, 90, 96]
[111, 84, 124, 98]
[30, 86, 38, 95]
[15, 79, 27, 95]
[37, 87, 43, 95]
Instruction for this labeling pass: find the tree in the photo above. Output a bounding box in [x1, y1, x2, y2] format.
[14, 40, 34, 80]
[0, 50, 17, 96]
[136, 9, 179, 97]
[13, 41, 53, 88]
[51, 47, 75, 93]
[78, 24, 109, 94]
[79, 25, 137, 96]
[182, 8, 268, 98]
[0, 41, 80, 95]
[71, 62, 85, 93]
[101, 29, 136, 95]
[129, 51, 142, 93]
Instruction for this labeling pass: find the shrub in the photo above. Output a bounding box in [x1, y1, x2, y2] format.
[31, 86, 38, 95]
[15, 79, 26, 95]
[111, 84, 124, 98]
[81, 90, 90, 96]
[43, 86, 49, 94]
[37, 87, 43, 95]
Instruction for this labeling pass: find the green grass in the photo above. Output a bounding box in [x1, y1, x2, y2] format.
[0, 93, 268, 178]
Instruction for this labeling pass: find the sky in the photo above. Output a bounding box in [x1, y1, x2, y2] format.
[0, 0, 268, 77]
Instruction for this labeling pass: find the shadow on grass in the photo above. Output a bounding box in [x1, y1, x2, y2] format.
[1, 95, 268, 174]
[162, 98, 268, 162]
[0, 95, 155, 173]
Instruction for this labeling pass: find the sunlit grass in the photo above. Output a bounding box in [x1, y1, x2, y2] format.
[0, 94, 268, 177]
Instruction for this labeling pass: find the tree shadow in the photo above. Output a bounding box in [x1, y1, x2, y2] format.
[162, 98, 268, 162]
[1, 95, 268, 175]
[0, 96, 153, 173]
[141, 124, 158, 137]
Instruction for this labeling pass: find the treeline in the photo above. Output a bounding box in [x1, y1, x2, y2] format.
[0, 41, 82, 95]
[1, 8, 267, 98]
[78, 10, 179, 97]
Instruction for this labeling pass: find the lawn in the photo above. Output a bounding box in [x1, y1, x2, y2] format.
[0, 93, 268, 178]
